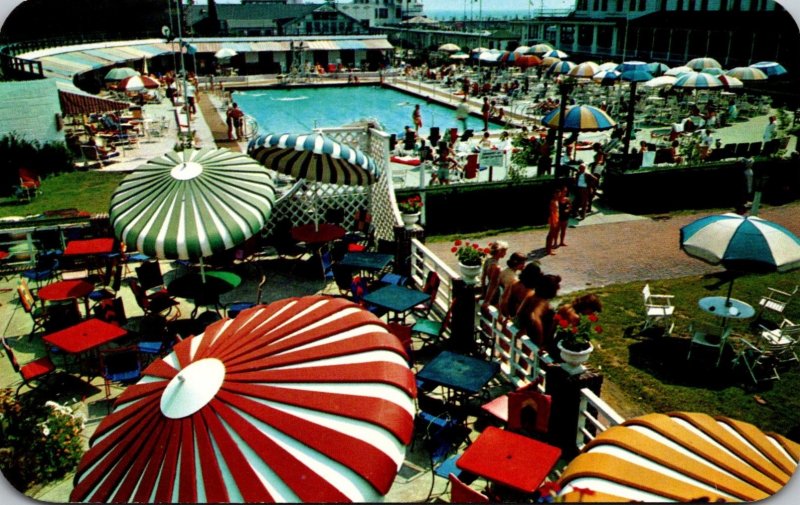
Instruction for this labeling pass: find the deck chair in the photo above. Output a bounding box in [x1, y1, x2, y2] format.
[22, 252, 59, 287]
[17, 278, 50, 339]
[99, 346, 142, 403]
[755, 285, 798, 323]
[129, 279, 180, 319]
[687, 321, 731, 366]
[733, 330, 799, 384]
[135, 260, 166, 292]
[2, 337, 56, 397]
[16, 168, 41, 201]
[89, 260, 123, 307]
[758, 319, 800, 365]
[449, 473, 489, 503]
[642, 283, 675, 334]
[412, 297, 454, 347]
[481, 379, 551, 436]
[331, 264, 354, 296]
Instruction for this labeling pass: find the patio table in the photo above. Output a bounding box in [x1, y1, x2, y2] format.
[290, 223, 346, 247]
[456, 426, 561, 495]
[63, 238, 116, 256]
[43, 318, 129, 377]
[416, 350, 499, 403]
[38, 279, 94, 316]
[362, 284, 429, 322]
[167, 270, 242, 318]
[339, 252, 394, 272]
[699, 296, 755, 328]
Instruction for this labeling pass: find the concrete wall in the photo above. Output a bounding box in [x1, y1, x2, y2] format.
[0, 79, 63, 144]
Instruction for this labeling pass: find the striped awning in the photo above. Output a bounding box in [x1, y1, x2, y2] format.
[249, 41, 291, 52]
[59, 90, 130, 115]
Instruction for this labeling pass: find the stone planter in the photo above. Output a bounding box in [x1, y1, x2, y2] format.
[557, 340, 594, 375]
[401, 212, 420, 229]
[458, 262, 482, 285]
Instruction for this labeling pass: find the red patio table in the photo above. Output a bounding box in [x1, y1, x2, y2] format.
[38, 279, 94, 316]
[290, 223, 346, 246]
[63, 238, 116, 256]
[43, 318, 128, 355]
[456, 426, 562, 494]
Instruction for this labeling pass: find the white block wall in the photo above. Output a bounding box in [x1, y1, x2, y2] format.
[0, 79, 63, 144]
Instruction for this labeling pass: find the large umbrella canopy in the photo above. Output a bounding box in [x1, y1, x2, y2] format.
[499, 51, 517, 63]
[110, 148, 276, 261]
[104, 67, 139, 82]
[542, 105, 617, 132]
[477, 51, 502, 63]
[568, 61, 600, 78]
[116, 75, 160, 91]
[643, 75, 677, 88]
[617, 60, 648, 73]
[248, 133, 377, 187]
[438, 43, 461, 52]
[727, 66, 768, 81]
[70, 296, 417, 502]
[514, 45, 530, 53]
[543, 49, 569, 59]
[470, 46, 490, 54]
[513, 55, 542, 68]
[718, 74, 744, 89]
[598, 61, 619, 71]
[750, 61, 788, 77]
[215, 48, 238, 59]
[541, 56, 562, 67]
[547, 60, 577, 75]
[673, 72, 723, 89]
[665, 65, 693, 76]
[680, 213, 800, 273]
[593, 69, 620, 85]
[647, 62, 670, 76]
[449, 51, 470, 60]
[686, 56, 722, 70]
[527, 43, 553, 54]
[700, 67, 725, 76]
[620, 69, 654, 83]
[557, 412, 800, 502]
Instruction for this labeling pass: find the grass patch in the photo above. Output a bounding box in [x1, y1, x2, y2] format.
[581, 270, 800, 437]
[0, 171, 126, 218]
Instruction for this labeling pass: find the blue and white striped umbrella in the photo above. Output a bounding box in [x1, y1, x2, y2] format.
[543, 49, 569, 59]
[686, 57, 722, 70]
[673, 72, 723, 89]
[547, 60, 576, 75]
[680, 213, 800, 273]
[620, 69, 654, 83]
[750, 61, 788, 78]
[542, 105, 617, 132]
[726, 66, 768, 81]
[598, 62, 619, 71]
[617, 60, 648, 73]
[593, 69, 621, 85]
[248, 133, 378, 186]
[665, 65, 694, 76]
[700, 67, 725, 77]
[647, 62, 670, 76]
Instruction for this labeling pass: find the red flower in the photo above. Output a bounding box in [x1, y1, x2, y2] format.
[454, 239, 462, 246]
[451, 247, 458, 253]
[472, 243, 479, 249]
[483, 248, 491, 254]
[588, 313, 598, 322]
[559, 318, 569, 328]
[571, 327, 578, 333]
[594, 325, 603, 333]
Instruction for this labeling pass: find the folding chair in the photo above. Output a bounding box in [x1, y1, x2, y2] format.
[412, 298, 454, 347]
[687, 321, 732, 367]
[17, 278, 49, 339]
[2, 337, 56, 397]
[135, 260, 166, 292]
[755, 285, 798, 323]
[99, 347, 142, 403]
[642, 283, 675, 334]
[449, 473, 489, 503]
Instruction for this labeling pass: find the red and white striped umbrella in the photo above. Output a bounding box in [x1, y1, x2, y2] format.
[70, 296, 417, 503]
[116, 75, 161, 91]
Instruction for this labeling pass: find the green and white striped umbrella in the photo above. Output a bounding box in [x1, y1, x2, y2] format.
[109, 148, 276, 261]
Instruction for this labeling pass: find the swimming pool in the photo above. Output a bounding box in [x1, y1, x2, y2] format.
[232, 86, 482, 136]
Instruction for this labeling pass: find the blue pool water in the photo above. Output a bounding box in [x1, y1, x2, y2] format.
[232, 86, 481, 136]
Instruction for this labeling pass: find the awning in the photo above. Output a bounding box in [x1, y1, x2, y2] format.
[361, 39, 394, 50]
[249, 41, 291, 52]
[58, 90, 130, 115]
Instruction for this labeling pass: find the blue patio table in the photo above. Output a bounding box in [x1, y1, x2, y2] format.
[416, 350, 500, 401]
[698, 296, 755, 329]
[362, 284, 429, 322]
[339, 252, 394, 272]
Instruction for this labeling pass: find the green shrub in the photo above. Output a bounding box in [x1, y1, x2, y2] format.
[0, 389, 85, 492]
[0, 134, 75, 197]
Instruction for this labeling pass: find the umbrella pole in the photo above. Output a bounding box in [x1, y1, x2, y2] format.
[622, 81, 637, 158]
[200, 257, 206, 284]
[725, 275, 735, 307]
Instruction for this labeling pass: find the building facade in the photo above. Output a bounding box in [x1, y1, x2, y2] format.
[338, 0, 424, 26]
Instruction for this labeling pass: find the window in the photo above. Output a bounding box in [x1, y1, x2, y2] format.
[638, 0, 646, 10]
[750, 0, 759, 11]
[700, 0, 708, 10]
[617, 0, 624, 10]
[660, 0, 667, 10]
[577, 0, 589, 9]
[593, 0, 599, 10]
[601, 0, 608, 10]
[676, 0, 683, 11]
[688, 0, 694, 11]
[732, 0, 741, 11]
[629, 0, 636, 10]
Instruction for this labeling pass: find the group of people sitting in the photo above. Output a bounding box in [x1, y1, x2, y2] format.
[478, 241, 603, 359]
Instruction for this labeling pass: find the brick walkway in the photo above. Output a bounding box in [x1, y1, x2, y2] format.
[425, 202, 800, 295]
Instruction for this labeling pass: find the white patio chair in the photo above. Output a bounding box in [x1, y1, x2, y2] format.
[755, 285, 798, 322]
[687, 321, 731, 367]
[733, 324, 800, 384]
[642, 283, 675, 334]
[759, 319, 800, 365]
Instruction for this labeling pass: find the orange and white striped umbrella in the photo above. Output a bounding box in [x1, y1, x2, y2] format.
[558, 412, 799, 502]
[70, 296, 417, 503]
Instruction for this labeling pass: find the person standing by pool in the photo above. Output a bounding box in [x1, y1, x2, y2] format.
[456, 96, 470, 133]
[763, 115, 777, 142]
[229, 103, 245, 140]
[482, 97, 490, 131]
[412, 104, 422, 134]
[546, 188, 561, 256]
[557, 185, 572, 248]
[225, 104, 235, 141]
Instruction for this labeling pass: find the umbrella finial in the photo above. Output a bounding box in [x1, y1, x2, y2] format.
[171, 161, 204, 181]
[160, 358, 225, 419]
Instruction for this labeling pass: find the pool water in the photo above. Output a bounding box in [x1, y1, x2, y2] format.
[232, 86, 481, 137]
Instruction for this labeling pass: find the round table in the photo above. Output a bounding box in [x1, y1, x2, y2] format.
[698, 296, 755, 320]
[290, 223, 346, 246]
[168, 271, 242, 318]
[38, 279, 94, 316]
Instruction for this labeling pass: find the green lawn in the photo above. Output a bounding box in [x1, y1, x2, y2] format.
[584, 271, 800, 438]
[0, 171, 126, 218]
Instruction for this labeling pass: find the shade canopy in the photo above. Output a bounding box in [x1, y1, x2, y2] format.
[665, 65, 693, 76]
[558, 412, 799, 502]
[477, 51, 502, 62]
[643, 75, 677, 88]
[680, 213, 800, 273]
[686, 56, 722, 70]
[718, 75, 744, 88]
[449, 51, 470, 60]
[727, 66, 768, 81]
[617, 60, 648, 73]
[700, 67, 725, 76]
[248, 133, 378, 186]
[116, 75, 160, 91]
[598, 61, 619, 71]
[542, 49, 569, 59]
[673, 72, 723, 89]
[214, 48, 238, 59]
[542, 105, 617, 132]
[647, 62, 670, 76]
[592, 70, 620, 85]
[110, 148, 275, 261]
[438, 43, 461, 52]
[528, 43, 554, 54]
[568, 61, 600, 78]
[70, 296, 417, 502]
[547, 60, 577, 75]
[750, 61, 788, 77]
[514, 45, 530, 53]
[512, 55, 542, 68]
[620, 69, 654, 83]
[104, 67, 139, 81]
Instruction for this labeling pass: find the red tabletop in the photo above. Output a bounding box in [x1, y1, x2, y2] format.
[43, 318, 128, 354]
[0, 251, 8, 261]
[290, 223, 346, 245]
[64, 238, 116, 256]
[456, 426, 562, 494]
[38, 279, 94, 302]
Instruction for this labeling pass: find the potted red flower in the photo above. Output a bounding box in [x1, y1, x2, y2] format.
[451, 239, 489, 284]
[553, 312, 602, 374]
